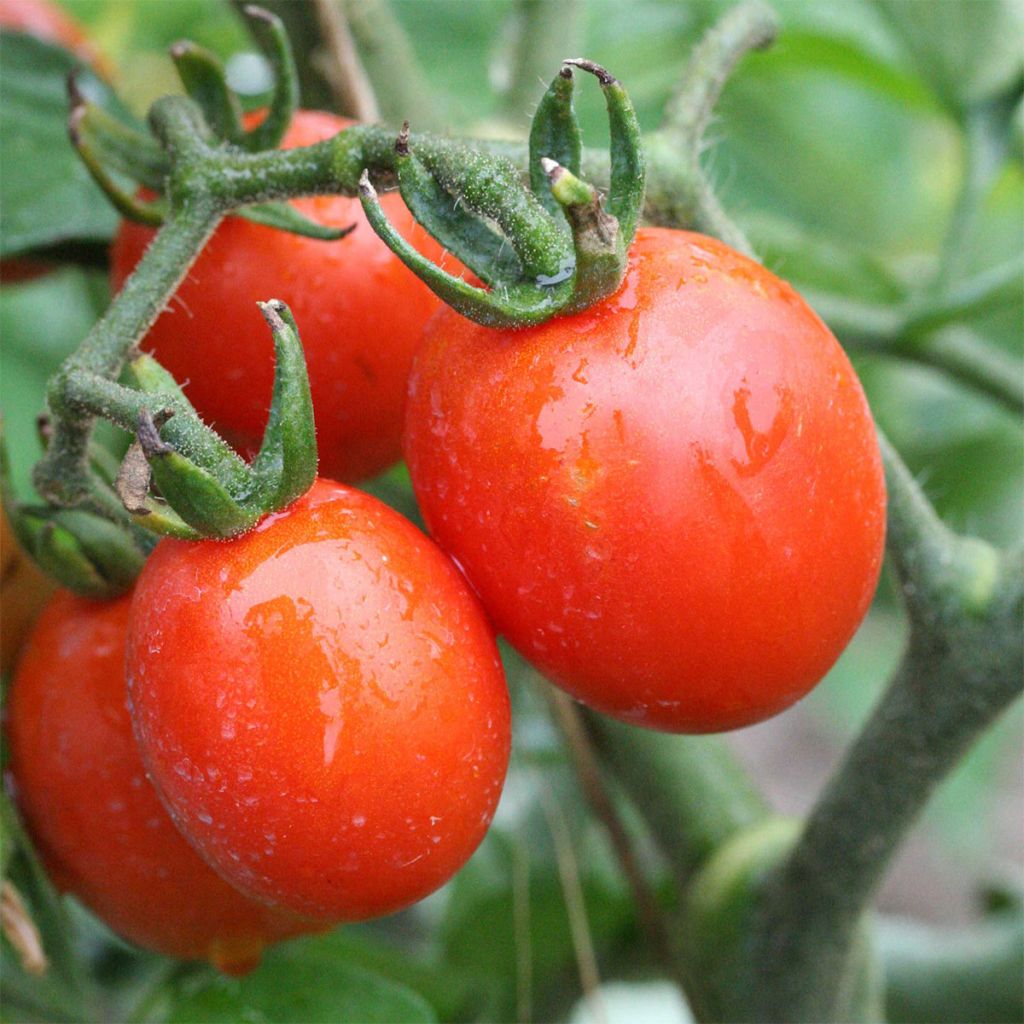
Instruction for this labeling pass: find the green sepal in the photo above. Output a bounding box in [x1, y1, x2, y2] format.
[49, 508, 148, 589]
[69, 103, 166, 226]
[247, 300, 317, 509]
[66, 74, 168, 190]
[542, 160, 628, 315]
[121, 354, 250, 490]
[529, 66, 582, 221]
[395, 132, 521, 287]
[240, 6, 298, 152]
[564, 60, 646, 244]
[169, 40, 245, 144]
[144, 446, 257, 538]
[360, 60, 641, 329]
[359, 172, 574, 328]
[32, 518, 118, 597]
[238, 201, 356, 241]
[2, 427, 145, 597]
[416, 144, 569, 281]
[126, 499, 203, 541]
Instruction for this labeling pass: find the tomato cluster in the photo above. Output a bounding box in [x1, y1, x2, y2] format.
[8, 96, 885, 972]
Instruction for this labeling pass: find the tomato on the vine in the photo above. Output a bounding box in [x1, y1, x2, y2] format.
[126, 478, 510, 922]
[5, 591, 322, 974]
[404, 228, 886, 733]
[111, 111, 456, 484]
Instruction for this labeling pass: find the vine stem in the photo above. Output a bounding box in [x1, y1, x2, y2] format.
[543, 688, 676, 969]
[645, 0, 779, 255]
[747, 435, 1024, 1021]
[311, 0, 380, 122]
[584, 715, 769, 885]
[34, 205, 220, 511]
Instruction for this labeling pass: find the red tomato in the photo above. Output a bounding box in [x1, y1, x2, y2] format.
[5, 591, 323, 974]
[404, 228, 886, 733]
[111, 110, 457, 484]
[126, 478, 510, 921]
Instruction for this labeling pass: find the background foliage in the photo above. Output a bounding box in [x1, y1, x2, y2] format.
[1, 2, 1021, 1022]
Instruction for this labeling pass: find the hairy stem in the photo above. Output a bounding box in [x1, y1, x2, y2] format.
[748, 436, 1024, 1021]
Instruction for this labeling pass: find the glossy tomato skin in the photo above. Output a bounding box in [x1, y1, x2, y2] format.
[5, 591, 322, 974]
[126, 479, 510, 921]
[405, 228, 886, 733]
[111, 111, 454, 484]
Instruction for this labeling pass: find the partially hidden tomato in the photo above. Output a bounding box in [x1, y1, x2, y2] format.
[5, 591, 324, 974]
[404, 228, 886, 733]
[1, 511, 55, 676]
[126, 478, 510, 921]
[0, 0, 108, 72]
[111, 110, 457, 484]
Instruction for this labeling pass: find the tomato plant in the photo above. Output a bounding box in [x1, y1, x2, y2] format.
[405, 229, 887, 732]
[5, 590, 322, 975]
[4, 2, 1020, 1021]
[111, 110, 454, 484]
[126, 478, 511, 922]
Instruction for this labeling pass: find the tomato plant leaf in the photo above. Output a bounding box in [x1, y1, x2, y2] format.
[0, 33, 128, 258]
[166, 942, 438, 1024]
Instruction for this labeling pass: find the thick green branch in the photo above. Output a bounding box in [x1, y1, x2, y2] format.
[748, 435, 1023, 1022]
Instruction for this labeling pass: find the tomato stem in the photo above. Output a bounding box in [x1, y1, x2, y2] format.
[645, 1, 779, 256]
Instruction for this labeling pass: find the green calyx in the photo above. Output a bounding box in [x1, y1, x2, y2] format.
[358, 58, 646, 329]
[112, 300, 317, 541]
[2, 424, 150, 599]
[65, 5, 338, 242]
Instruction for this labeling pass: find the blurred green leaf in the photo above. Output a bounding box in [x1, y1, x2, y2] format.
[871, 0, 1024, 114]
[441, 823, 637, 1020]
[166, 934, 437, 1024]
[0, 269, 109, 499]
[0, 33, 123, 258]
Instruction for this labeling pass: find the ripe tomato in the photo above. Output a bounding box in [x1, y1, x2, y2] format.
[404, 228, 886, 733]
[5, 591, 322, 974]
[111, 110, 456, 484]
[126, 478, 510, 921]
